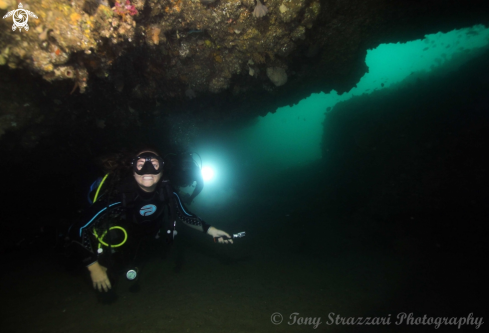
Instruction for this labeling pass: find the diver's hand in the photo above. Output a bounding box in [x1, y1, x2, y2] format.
[207, 227, 233, 244]
[87, 262, 112, 292]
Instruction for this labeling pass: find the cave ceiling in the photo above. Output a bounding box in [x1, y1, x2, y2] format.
[0, 0, 488, 152]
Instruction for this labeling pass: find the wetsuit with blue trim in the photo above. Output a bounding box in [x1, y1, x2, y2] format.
[68, 176, 211, 267]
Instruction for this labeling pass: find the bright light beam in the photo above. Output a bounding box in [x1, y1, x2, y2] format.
[201, 166, 215, 182]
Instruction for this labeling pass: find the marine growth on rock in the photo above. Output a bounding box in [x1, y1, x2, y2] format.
[253, 0, 268, 18]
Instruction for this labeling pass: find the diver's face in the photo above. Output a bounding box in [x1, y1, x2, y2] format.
[133, 156, 162, 192]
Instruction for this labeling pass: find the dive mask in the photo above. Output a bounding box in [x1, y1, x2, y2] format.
[132, 152, 164, 175]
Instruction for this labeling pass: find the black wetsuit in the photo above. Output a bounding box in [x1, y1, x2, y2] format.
[68, 177, 211, 268]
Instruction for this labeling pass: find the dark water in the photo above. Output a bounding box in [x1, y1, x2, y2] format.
[1, 155, 485, 332]
[1, 51, 487, 333]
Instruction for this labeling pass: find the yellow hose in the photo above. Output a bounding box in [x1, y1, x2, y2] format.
[93, 173, 109, 203]
[94, 226, 128, 248]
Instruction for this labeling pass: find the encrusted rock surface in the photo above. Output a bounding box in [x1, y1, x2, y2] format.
[1, 0, 488, 147]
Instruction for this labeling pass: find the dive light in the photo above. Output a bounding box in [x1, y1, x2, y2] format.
[213, 231, 246, 242]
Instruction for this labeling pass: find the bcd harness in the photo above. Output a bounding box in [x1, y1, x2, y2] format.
[91, 175, 179, 255]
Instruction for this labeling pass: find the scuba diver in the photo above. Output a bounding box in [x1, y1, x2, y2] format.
[68, 148, 232, 293]
[166, 152, 204, 205]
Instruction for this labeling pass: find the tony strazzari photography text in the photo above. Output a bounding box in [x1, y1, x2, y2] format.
[281, 312, 484, 329]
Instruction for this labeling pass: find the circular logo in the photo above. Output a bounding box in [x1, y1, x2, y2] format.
[139, 204, 156, 216]
[126, 269, 137, 281]
[14, 10, 27, 26]
[271, 312, 283, 325]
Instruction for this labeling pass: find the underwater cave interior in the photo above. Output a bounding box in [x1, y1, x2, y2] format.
[0, 15, 488, 332]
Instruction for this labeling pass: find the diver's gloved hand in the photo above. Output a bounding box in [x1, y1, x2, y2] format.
[87, 261, 112, 292]
[207, 227, 233, 244]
